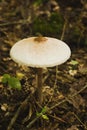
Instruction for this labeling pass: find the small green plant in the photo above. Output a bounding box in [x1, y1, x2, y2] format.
[36, 106, 49, 120]
[69, 60, 79, 70]
[69, 60, 79, 66]
[2, 74, 22, 90]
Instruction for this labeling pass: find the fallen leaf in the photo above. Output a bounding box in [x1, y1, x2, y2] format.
[67, 125, 79, 130]
[1, 103, 8, 111]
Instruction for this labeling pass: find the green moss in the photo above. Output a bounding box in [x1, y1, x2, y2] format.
[32, 12, 64, 37]
[33, 0, 49, 6]
[73, 27, 81, 37]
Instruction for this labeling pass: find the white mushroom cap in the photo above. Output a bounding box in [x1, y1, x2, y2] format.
[10, 37, 71, 68]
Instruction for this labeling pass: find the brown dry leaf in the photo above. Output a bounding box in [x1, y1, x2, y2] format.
[67, 125, 79, 130]
[58, 93, 65, 100]
[0, 84, 4, 89]
[79, 63, 87, 74]
[42, 86, 54, 96]
[69, 69, 77, 76]
[1, 103, 8, 111]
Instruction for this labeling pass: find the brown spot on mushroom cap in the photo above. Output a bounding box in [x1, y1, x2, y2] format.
[34, 36, 47, 43]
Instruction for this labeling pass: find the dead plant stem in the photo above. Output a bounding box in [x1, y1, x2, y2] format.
[54, 18, 68, 89]
[0, 19, 31, 27]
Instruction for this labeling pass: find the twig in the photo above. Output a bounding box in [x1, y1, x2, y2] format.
[7, 95, 31, 130]
[73, 112, 87, 129]
[61, 18, 68, 41]
[7, 105, 22, 130]
[48, 114, 66, 123]
[25, 116, 40, 130]
[54, 18, 68, 89]
[0, 19, 31, 27]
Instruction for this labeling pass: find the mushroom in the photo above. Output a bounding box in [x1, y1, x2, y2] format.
[10, 36, 71, 104]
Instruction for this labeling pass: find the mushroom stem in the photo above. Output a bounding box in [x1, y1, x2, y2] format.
[36, 68, 43, 104]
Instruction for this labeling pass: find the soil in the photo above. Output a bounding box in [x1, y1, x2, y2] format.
[0, 1, 87, 130]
